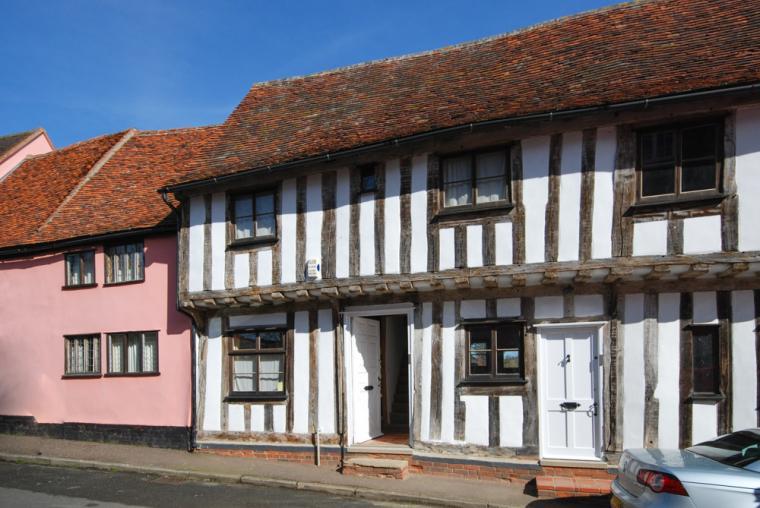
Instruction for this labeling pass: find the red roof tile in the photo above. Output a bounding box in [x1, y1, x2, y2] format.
[170, 0, 760, 186]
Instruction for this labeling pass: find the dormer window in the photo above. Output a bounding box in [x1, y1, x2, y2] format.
[233, 191, 276, 242]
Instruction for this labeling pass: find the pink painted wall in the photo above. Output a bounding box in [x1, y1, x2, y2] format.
[0, 234, 191, 427]
[0, 133, 54, 180]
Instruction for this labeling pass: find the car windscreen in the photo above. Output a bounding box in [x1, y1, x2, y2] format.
[688, 430, 760, 469]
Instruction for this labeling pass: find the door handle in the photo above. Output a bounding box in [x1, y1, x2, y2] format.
[364, 385, 374, 391]
[560, 402, 580, 410]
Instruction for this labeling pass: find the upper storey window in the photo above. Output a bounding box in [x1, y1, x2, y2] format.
[64, 250, 95, 287]
[638, 121, 722, 202]
[442, 149, 509, 210]
[233, 191, 276, 242]
[105, 242, 144, 284]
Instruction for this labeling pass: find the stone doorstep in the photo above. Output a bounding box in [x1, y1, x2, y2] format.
[343, 457, 409, 480]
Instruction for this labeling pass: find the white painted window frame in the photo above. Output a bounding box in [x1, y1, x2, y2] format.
[342, 303, 415, 446]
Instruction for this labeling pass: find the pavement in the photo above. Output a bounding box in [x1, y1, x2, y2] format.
[0, 434, 608, 507]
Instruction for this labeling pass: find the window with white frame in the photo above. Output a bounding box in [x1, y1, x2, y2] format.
[105, 242, 144, 284]
[65, 335, 100, 376]
[107, 332, 158, 374]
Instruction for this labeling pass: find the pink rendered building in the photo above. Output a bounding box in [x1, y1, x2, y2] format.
[0, 128, 54, 180]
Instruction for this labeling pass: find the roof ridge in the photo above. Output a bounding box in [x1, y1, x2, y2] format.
[37, 129, 137, 234]
[54, 129, 132, 153]
[135, 124, 220, 137]
[227, 0, 644, 101]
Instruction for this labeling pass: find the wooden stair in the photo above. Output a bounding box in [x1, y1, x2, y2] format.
[386, 366, 409, 433]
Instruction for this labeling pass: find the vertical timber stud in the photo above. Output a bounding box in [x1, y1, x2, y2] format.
[611, 290, 625, 453]
[722, 112, 739, 252]
[612, 125, 636, 257]
[375, 163, 385, 275]
[427, 155, 440, 273]
[453, 301, 466, 442]
[309, 309, 319, 438]
[679, 292, 694, 448]
[755, 290, 760, 427]
[522, 297, 539, 452]
[202, 194, 212, 291]
[545, 134, 562, 263]
[248, 251, 257, 287]
[643, 292, 659, 448]
[429, 301, 443, 441]
[602, 290, 616, 456]
[196, 328, 209, 433]
[454, 224, 467, 269]
[511, 142, 526, 265]
[286, 312, 295, 433]
[244, 405, 251, 432]
[483, 221, 495, 267]
[178, 204, 190, 295]
[322, 171, 337, 280]
[717, 291, 732, 436]
[272, 181, 282, 285]
[220, 314, 230, 432]
[332, 303, 347, 452]
[412, 304, 424, 445]
[489, 395, 500, 448]
[399, 157, 412, 274]
[579, 128, 596, 262]
[296, 176, 307, 283]
[224, 196, 234, 290]
[265, 405, 274, 432]
[667, 219, 684, 256]
[349, 169, 360, 277]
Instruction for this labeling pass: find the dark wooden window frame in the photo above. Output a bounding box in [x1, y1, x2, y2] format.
[63, 249, 96, 288]
[438, 146, 512, 216]
[104, 241, 145, 285]
[460, 321, 525, 385]
[105, 330, 160, 377]
[228, 189, 278, 248]
[689, 325, 722, 399]
[225, 327, 288, 402]
[63, 333, 101, 378]
[359, 163, 378, 193]
[636, 118, 724, 206]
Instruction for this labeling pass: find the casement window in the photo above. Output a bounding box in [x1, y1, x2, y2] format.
[691, 326, 720, 395]
[359, 164, 378, 193]
[64, 250, 95, 287]
[107, 331, 158, 375]
[105, 242, 144, 284]
[465, 323, 524, 383]
[638, 121, 722, 202]
[442, 149, 509, 210]
[65, 335, 100, 376]
[232, 192, 276, 242]
[227, 329, 286, 400]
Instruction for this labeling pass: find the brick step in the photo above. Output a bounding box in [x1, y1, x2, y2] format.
[536, 476, 613, 498]
[343, 457, 409, 480]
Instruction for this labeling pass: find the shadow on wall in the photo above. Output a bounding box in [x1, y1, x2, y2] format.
[143, 238, 190, 337]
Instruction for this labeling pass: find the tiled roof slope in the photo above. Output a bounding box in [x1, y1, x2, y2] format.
[172, 0, 760, 186]
[0, 129, 40, 162]
[0, 126, 219, 251]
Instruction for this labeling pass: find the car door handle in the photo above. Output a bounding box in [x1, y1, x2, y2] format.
[364, 385, 374, 391]
[560, 402, 580, 410]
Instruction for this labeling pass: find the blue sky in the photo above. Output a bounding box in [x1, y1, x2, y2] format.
[1, 0, 617, 148]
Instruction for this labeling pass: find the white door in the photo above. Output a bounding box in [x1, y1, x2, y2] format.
[352, 316, 382, 443]
[539, 327, 601, 460]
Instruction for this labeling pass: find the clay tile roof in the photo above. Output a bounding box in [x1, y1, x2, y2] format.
[171, 0, 760, 186]
[0, 126, 220, 251]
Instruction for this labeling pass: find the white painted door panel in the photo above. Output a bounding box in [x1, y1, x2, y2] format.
[352, 316, 382, 443]
[540, 328, 600, 460]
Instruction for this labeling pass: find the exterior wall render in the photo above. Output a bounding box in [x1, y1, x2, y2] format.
[0, 133, 54, 180]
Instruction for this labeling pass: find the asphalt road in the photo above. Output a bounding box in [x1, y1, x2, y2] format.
[0, 462, 409, 507]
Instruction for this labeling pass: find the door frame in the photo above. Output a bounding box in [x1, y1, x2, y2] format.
[342, 303, 415, 446]
[535, 321, 606, 461]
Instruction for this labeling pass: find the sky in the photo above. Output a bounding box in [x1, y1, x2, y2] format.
[1, 0, 618, 148]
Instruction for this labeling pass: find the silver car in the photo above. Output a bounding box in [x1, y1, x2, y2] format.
[611, 428, 760, 507]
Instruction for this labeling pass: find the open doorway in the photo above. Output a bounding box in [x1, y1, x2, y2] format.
[344, 304, 413, 447]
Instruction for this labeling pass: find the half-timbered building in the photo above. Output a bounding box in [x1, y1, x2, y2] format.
[164, 0, 760, 490]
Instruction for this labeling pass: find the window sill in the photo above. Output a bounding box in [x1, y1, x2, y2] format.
[688, 393, 725, 403]
[62, 373, 102, 380]
[434, 202, 514, 223]
[624, 195, 726, 216]
[227, 236, 278, 250]
[224, 393, 287, 403]
[104, 372, 160, 378]
[103, 279, 145, 287]
[62, 283, 98, 291]
[458, 378, 527, 387]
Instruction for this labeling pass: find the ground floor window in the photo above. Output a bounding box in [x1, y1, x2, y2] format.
[465, 322, 524, 383]
[691, 325, 720, 396]
[65, 335, 100, 376]
[107, 331, 158, 374]
[227, 329, 286, 400]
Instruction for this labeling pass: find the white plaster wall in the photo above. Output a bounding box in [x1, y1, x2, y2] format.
[692, 403, 718, 444]
[410, 154, 428, 273]
[228, 405, 245, 432]
[384, 159, 401, 274]
[228, 312, 287, 329]
[359, 192, 375, 276]
[210, 193, 226, 290]
[251, 405, 265, 432]
[292, 311, 310, 434]
[499, 396, 523, 448]
[522, 136, 550, 264]
[460, 299, 486, 320]
[494, 222, 513, 265]
[632, 220, 668, 256]
[257, 249, 273, 286]
[622, 294, 645, 449]
[574, 295, 604, 317]
[280, 179, 298, 283]
[440, 301, 456, 443]
[438, 228, 455, 270]
[203, 317, 223, 431]
[233, 253, 249, 289]
[273, 405, 286, 433]
[461, 395, 489, 446]
[655, 293, 680, 448]
[188, 196, 205, 292]
[305, 174, 323, 279]
[736, 106, 760, 252]
[692, 291, 717, 324]
[731, 290, 757, 430]
[682, 215, 722, 255]
[335, 168, 351, 278]
[591, 126, 616, 259]
[496, 298, 521, 318]
[534, 296, 563, 319]
[558, 131, 583, 262]
[318, 309, 336, 433]
[466, 224, 483, 267]
[419, 302, 433, 442]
